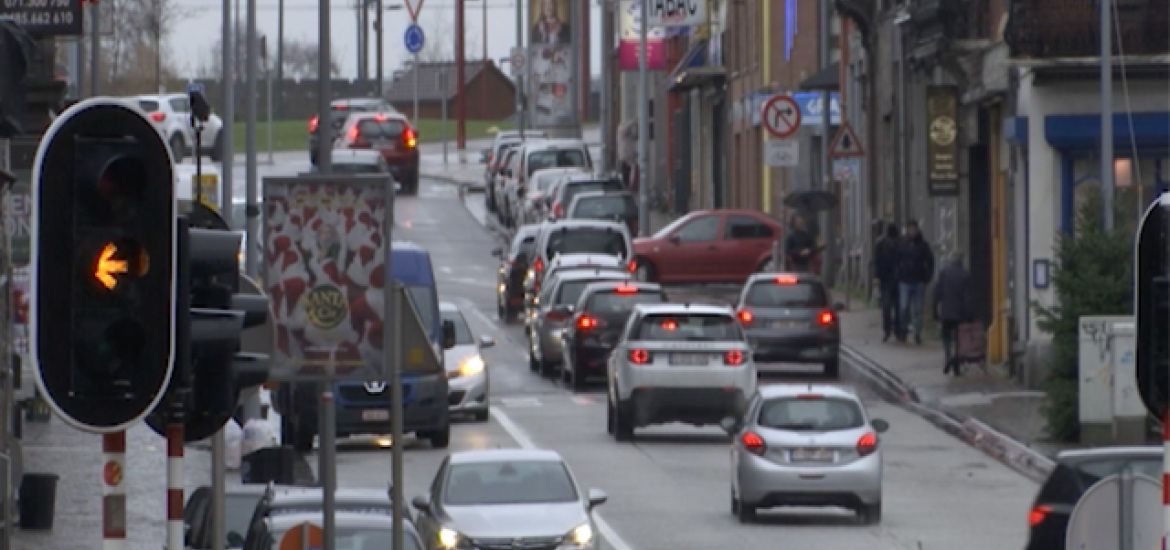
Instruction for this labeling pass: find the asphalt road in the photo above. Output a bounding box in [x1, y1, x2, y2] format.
[290, 177, 1039, 550]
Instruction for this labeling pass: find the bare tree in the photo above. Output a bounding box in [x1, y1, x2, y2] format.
[415, 11, 453, 63]
[281, 38, 342, 80]
[91, 0, 188, 94]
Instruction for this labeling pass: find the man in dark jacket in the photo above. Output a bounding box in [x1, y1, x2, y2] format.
[934, 253, 972, 375]
[895, 220, 934, 344]
[873, 222, 900, 342]
[785, 213, 819, 273]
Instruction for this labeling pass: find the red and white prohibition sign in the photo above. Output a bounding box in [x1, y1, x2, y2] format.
[761, 95, 802, 140]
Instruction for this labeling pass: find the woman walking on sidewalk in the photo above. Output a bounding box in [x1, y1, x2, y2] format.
[934, 252, 973, 375]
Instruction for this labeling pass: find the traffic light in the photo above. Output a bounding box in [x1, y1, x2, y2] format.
[147, 206, 271, 441]
[32, 99, 175, 432]
[1136, 194, 1170, 418]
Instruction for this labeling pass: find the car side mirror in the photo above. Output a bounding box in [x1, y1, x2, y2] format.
[226, 532, 245, 548]
[871, 418, 890, 433]
[411, 494, 431, 513]
[479, 335, 496, 349]
[668, 234, 681, 245]
[587, 488, 608, 509]
[833, 302, 846, 312]
[719, 415, 741, 435]
[442, 320, 457, 350]
[491, 247, 503, 259]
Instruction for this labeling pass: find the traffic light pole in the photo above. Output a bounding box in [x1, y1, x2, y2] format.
[320, 389, 337, 550]
[385, 175, 404, 550]
[102, 432, 126, 550]
[165, 423, 185, 550]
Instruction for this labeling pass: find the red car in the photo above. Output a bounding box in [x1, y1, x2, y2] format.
[335, 112, 420, 194]
[632, 209, 782, 284]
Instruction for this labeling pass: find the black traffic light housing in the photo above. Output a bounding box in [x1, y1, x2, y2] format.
[32, 99, 175, 432]
[1136, 196, 1170, 418]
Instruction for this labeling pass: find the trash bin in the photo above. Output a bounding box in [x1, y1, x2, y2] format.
[18, 473, 58, 530]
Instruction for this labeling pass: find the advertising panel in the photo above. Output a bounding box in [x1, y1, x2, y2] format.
[618, 0, 666, 71]
[647, 0, 706, 27]
[926, 85, 960, 195]
[528, 0, 577, 127]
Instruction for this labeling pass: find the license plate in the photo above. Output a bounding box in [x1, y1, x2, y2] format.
[791, 447, 834, 463]
[771, 319, 802, 329]
[669, 353, 710, 366]
[361, 409, 390, 422]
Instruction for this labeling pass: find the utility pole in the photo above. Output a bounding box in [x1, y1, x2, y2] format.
[637, 0, 648, 237]
[514, 0, 524, 133]
[212, 0, 235, 546]
[89, 1, 98, 95]
[245, 0, 259, 276]
[317, 0, 333, 172]
[599, 0, 612, 171]
[357, 0, 366, 83]
[482, 0, 487, 60]
[276, 0, 284, 117]
[456, 0, 466, 151]
[1101, 0, 1114, 231]
[375, 0, 383, 97]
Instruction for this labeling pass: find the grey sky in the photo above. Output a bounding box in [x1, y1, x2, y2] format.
[170, 0, 603, 80]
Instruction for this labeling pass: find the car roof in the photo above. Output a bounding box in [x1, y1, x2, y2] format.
[745, 272, 825, 286]
[515, 224, 543, 238]
[549, 253, 623, 269]
[497, 130, 548, 139]
[1055, 446, 1163, 462]
[439, 301, 460, 313]
[267, 510, 406, 532]
[755, 383, 863, 401]
[633, 303, 734, 316]
[344, 111, 408, 123]
[581, 280, 661, 295]
[524, 140, 587, 153]
[268, 487, 391, 506]
[448, 448, 565, 464]
[561, 173, 619, 184]
[542, 219, 629, 233]
[571, 190, 634, 201]
[552, 269, 631, 283]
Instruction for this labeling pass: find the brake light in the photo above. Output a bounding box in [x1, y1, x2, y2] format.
[817, 310, 835, 326]
[533, 257, 544, 274]
[576, 314, 601, 330]
[374, 113, 386, 122]
[403, 126, 418, 149]
[308, 115, 319, 133]
[615, 284, 637, 295]
[626, 259, 637, 273]
[547, 309, 571, 321]
[628, 349, 652, 365]
[1028, 505, 1052, 527]
[553, 202, 564, 218]
[736, 308, 753, 326]
[775, 274, 798, 285]
[150, 111, 166, 122]
[347, 124, 360, 143]
[660, 319, 678, 331]
[857, 432, 878, 457]
[741, 431, 765, 456]
[723, 349, 746, 366]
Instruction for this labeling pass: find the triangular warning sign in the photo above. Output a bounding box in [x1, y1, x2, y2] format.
[830, 122, 865, 158]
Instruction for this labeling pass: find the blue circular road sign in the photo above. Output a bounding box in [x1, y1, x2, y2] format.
[404, 24, 425, 54]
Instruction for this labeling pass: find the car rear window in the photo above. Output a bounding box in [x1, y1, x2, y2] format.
[513, 236, 536, 260]
[527, 149, 588, 176]
[1036, 456, 1163, 506]
[571, 196, 636, 220]
[633, 314, 742, 342]
[331, 163, 384, 174]
[556, 280, 624, 306]
[138, 100, 160, 112]
[758, 397, 864, 431]
[586, 289, 665, 314]
[357, 118, 406, 139]
[546, 228, 627, 260]
[563, 181, 625, 206]
[745, 281, 828, 308]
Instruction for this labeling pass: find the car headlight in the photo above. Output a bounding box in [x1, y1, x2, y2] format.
[458, 355, 485, 377]
[438, 527, 464, 549]
[567, 523, 593, 546]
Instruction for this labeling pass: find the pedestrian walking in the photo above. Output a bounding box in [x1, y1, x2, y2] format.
[784, 213, 820, 274]
[873, 222, 900, 342]
[934, 252, 972, 375]
[895, 220, 934, 344]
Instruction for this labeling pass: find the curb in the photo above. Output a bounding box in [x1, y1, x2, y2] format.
[422, 171, 484, 193]
[841, 345, 1055, 483]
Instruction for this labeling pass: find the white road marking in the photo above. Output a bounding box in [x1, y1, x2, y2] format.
[491, 408, 637, 550]
[440, 266, 454, 274]
[499, 396, 543, 408]
[570, 395, 597, 406]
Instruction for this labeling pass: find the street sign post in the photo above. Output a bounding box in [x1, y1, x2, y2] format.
[404, 23, 425, 54]
[764, 139, 799, 167]
[761, 95, 801, 140]
[830, 122, 865, 158]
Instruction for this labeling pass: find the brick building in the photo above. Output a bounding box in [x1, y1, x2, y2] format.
[384, 60, 517, 120]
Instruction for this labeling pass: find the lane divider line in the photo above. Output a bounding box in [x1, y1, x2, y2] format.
[491, 407, 635, 550]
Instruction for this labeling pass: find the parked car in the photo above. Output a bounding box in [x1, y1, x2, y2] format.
[243, 510, 424, 550]
[560, 281, 666, 391]
[1025, 446, 1161, 550]
[309, 97, 398, 165]
[607, 303, 757, 441]
[412, 449, 607, 550]
[241, 486, 402, 548]
[335, 111, 420, 194]
[495, 147, 524, 226]
[441, 301, 494, 422]
[135, 93, 224, 161]
[483, 131, 547, 212]
[566, 190, 639, 237]
[183, 484, 266, 550]
[528, 268, 631, 376]
[501, 140, 593, 224]
[530, 220, 633, 295]
[722, 384, 889, 524]
[514, 167, 590, 226]
[524, 252, 628, 315]
[547, 175, 626, 221]
[735, 272, 844, 377]
[493, 224, 542, 323]
[633, 209, 782, 284]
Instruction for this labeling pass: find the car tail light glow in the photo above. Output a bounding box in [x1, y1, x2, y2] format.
[741, 431, 765, 455]
[660, 319, 678, 331]
[576, 314, 601, 330]
[403, 126, 418, 149]
[796, 393, 824, 400]
[817, 310, 835, 326]
[547, 308, 571, 321]
[308, 115, 319, 133]
[346, 124, 361, 143]
[553, 202, 564, 218]
[775, 274, 798, 285]
[374, 113, 386, 122]
[1028, 505, 1052, 527]
[626, 259, 637, 273]
[723, 349, 746, 366]
[615, 284, 638, 295]
[856, 432, 878, 457]
[736, 308, 753, 326]
[533, 257, 544, 273]
[628, 349, 652, 365]
[150, 111, 166, 122]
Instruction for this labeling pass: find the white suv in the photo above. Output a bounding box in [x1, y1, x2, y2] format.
[134, 94, 225, 161]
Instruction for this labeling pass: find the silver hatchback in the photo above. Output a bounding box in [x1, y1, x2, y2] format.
[722, 384, 890, 524]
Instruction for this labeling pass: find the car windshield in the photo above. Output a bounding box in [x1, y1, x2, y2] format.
[443, 461, 578, 505]
[546, 228, 627, 259]
[586, 290, 664, 315]
[633, 314, 742, 342]
[758, 397, 865, 431]
[556, 280, 607, 306]
[572, 196, 636, 220]
[441, 309, 474, 345]
[357, 118, 406, 139]
[745, 281, 828, 308]
[267, 526, 418, 550]
[225, 493, 263, 546]
[528, 150, 588, 176]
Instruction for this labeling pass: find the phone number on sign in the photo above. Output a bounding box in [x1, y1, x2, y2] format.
[0, 9, 73, 26]
[2, 0, 71, 9]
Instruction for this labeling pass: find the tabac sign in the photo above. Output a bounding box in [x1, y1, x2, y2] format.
[926, 85, 959, 196]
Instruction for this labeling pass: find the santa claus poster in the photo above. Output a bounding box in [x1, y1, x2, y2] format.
[262, 175, 394, 380]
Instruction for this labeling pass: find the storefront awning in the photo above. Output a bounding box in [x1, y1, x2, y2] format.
[668, 40, 727, 92]
[799, 62, 840, 91]
[1045, 112, 1170, 151]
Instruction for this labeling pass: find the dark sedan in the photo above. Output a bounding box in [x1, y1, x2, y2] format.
[493, 224, 542, 323]
[561, 280, 666, 391]
[734, 272, 842, 377]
